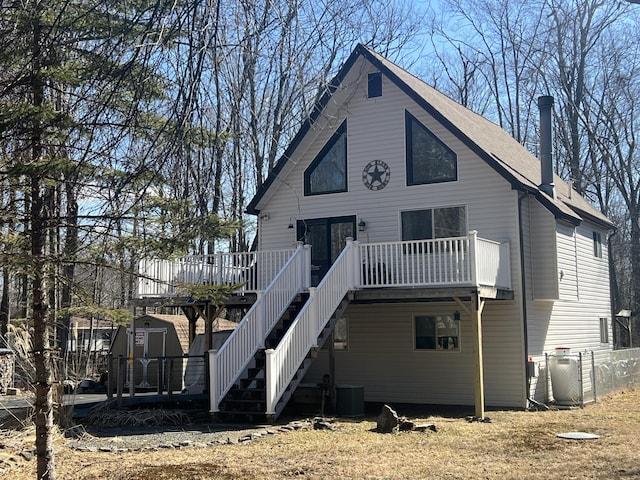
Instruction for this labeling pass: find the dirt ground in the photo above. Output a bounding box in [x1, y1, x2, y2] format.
[2, 388, 640, 480]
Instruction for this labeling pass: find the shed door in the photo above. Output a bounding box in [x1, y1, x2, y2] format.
[298, 216, 356, 286]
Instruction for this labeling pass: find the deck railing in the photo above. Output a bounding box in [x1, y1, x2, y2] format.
[358, 231, 511, 290]
[209, 244, 311, 413]
[136, 248, 296, 297]
[136, 233, 511, 298]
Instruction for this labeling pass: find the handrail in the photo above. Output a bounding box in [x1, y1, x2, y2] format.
[265, 239, 358, 415]
[209, 244, 311, 413]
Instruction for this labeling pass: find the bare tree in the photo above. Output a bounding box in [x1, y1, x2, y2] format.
[585, 20, 640, 312]
[545, 0, 625, 195]
[431, 0, 548, 145]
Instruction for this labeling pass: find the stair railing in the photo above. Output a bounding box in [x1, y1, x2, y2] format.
[265, 238, 360, 415]
[209, 243, 311, 413]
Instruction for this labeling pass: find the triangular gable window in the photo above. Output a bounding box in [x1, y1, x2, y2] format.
[405, 111, 457, 185]
[304, 121, 347, 195]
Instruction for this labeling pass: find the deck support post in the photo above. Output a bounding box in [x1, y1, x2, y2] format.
[193, 302, 224, 351]
[454, 294, 486, 419]
[204, 304, 213, 352]
[471, 291, 486, 419]
[180, 305, 201, 348]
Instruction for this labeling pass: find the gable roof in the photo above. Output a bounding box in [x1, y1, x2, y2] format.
[247, 44, 613, 229]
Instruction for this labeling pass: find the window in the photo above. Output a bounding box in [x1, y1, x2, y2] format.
[401, 206, 466, 241]
[415, 315, 459, 351]
[406, 111, 457, 185]
[600, 317, 609, 344]
[334, 317, 348, 350]
[305, 121, 347, 195]
[368, 72, 382, 98]
[593, 231, 603, 258]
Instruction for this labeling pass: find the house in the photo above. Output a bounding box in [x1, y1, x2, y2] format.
[137, 44, 615, 421]
[67, 317, 118, 354]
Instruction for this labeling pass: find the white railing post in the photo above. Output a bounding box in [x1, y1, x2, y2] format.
[302, 243, 312, 290]
[216, 252, 223, 285]
[344, 238, 356, 289]
[469, 230, 478, 286]
[208, 349, 218, 413]
[265, 349, 276, 415]
[199, 255, 206, 283]
[352, 241, 362, 289]
[256, 291, 265, 347]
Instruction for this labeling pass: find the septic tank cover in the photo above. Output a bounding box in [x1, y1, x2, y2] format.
[556, 431, 600, 440]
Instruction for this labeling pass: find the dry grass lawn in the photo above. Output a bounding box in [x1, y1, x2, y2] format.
[6, 388, 640, 480]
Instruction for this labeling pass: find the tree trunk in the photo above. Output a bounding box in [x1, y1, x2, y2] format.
[32, 176, 56, 479]
[0, 267, 9, 347]
[631, 211, 640, 313]
[30, 9, 56, 479]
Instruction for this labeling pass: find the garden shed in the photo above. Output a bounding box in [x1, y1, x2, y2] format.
[110, 315, 186, 392]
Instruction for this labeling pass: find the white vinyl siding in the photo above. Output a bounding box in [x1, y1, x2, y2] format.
[556, 224, 578, 301]
[526, 218, 613, 402]
[528, 200, 559, 301]
[304, 302, 525, 408]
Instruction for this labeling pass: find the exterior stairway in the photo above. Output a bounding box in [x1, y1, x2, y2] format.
[216, 292, 351, 423]
[216, 293, 309, 422]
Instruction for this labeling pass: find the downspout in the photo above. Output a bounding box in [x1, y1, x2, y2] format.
[607, 228, 619, 347]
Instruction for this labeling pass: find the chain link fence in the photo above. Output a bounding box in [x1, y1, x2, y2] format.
[544, 348, 640, 407]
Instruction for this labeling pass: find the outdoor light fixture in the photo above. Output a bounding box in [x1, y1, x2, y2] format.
[453, 311, 461, 321]
[358, 219, 367, 231]
[288, 217, 295, 229]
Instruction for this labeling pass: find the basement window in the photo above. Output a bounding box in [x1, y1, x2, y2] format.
[414, 315, 459, 351]
[322, 317, 348, 351]
[334, 317, 348, 350]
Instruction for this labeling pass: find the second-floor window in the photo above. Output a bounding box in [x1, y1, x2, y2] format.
[405, 110, 457, 186]
[593, 231, 603, 258]
[401, 206, 467, 241]
[304, 120, 347, 195]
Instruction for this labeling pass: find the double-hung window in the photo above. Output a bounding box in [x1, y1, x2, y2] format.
[405, 111, 457, 186]
[304, 121, 347, 195]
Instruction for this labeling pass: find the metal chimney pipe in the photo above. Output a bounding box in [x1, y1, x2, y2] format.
[538, 95, 555, 198]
